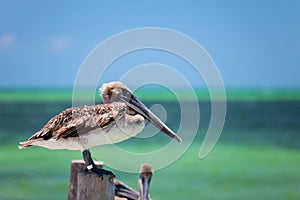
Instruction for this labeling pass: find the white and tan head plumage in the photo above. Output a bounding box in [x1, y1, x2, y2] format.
[100, 82, 131, 103]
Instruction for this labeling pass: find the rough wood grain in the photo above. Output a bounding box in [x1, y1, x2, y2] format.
[68, 160, 105, 200]
[77, 171, 114, 200]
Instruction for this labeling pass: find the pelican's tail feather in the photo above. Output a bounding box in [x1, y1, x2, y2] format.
[18, 141, 32, 149]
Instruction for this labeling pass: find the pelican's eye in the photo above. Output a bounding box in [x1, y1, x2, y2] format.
[121, 89, 132, 100]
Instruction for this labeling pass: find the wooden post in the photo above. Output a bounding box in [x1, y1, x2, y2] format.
[77, 171, 114, 200]
[68, 160, 114, 200]
[68, 160, 89, 200]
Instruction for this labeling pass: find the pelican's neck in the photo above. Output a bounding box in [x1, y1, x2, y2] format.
[138, 174, 151, 200]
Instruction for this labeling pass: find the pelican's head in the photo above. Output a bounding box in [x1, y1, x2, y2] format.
[138, 163, 153, 200]
[100, 81, 182, 142]
[100, 82, 131, 104]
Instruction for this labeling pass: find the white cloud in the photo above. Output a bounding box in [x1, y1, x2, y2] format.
[47, 35, 71, 52]
[0, 34, 16, 48]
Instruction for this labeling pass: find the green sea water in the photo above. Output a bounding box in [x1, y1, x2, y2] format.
[0, 88, 299, 199]
[0, 88, 299, 102]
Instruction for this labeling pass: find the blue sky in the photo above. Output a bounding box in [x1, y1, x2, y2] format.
[0, 0, 299, 88]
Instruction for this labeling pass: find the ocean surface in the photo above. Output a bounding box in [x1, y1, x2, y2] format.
[1, 95, 300, 199]
[0, 99, 299, 149]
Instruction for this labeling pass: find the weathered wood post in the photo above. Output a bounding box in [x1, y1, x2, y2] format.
[68, 160, 114, 200]
[77, 171, 114, 200]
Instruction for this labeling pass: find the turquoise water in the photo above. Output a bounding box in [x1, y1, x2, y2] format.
[1, 99, 299, 149]
[1, 97, 300, 199]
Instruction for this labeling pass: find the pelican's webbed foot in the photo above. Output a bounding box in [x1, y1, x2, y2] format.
[82, 149, 115, 177]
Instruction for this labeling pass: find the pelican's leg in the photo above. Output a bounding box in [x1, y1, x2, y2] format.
[82, 149, 115, 177]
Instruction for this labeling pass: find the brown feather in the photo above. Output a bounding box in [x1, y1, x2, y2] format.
[20, 103, 123, 146]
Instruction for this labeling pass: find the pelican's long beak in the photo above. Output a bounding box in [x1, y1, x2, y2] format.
[120, 90, 182, 142]
[138, 163, 153, 200]
[139, 172, 152, 200]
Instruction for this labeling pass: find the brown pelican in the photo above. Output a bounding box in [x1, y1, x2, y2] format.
[19, 82, 181, 176]
[115, 163, 153, 200]
[138, 163, 153, 200]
